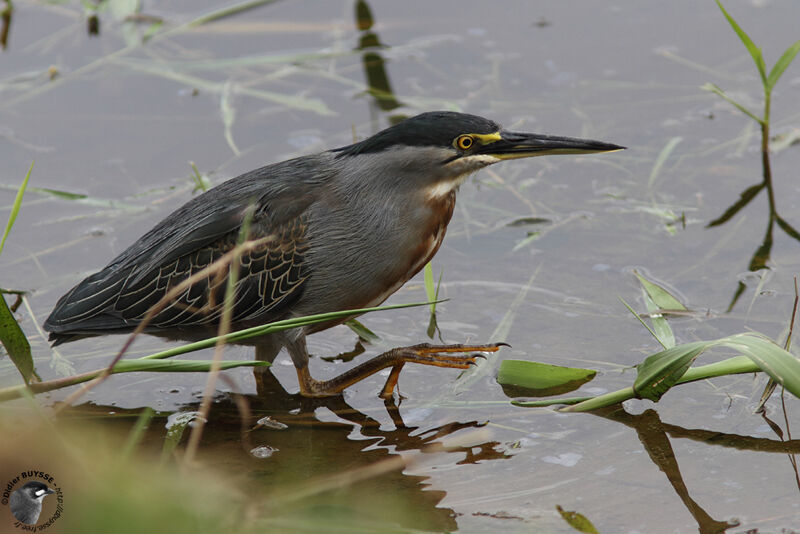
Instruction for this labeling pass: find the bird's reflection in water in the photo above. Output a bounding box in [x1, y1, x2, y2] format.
[64, 370, 510, 532]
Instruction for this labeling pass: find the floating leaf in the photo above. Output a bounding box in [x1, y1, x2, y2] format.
[498, 359, 596, 397]
[556, 505, 600, 534]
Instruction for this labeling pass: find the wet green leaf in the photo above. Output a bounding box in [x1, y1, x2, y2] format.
[634, 271, 687, 349]
[498, 359, 596, 396]
[0, 293, 34, 384]
[345, 319, 380, 343]
[720, 333, 800, 399]
[634, 271, 686, 313]
[424, 262, 436, 313]
[556, 505, 600, 534]
[634, 342, 707, 401]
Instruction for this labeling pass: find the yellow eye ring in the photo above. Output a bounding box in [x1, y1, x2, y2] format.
[455, 135, 474, 151]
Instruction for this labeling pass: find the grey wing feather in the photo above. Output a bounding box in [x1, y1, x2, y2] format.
[44, 155, 330, 339]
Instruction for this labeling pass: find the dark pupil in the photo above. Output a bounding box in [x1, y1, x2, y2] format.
[461, 137, 471, 148]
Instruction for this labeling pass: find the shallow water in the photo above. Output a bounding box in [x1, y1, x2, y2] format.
[2, 1, 800, 531]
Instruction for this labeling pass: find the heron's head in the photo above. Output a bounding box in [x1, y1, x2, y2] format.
[333, 111, 624, 198]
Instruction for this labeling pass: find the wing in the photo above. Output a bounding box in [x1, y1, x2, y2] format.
[45, 156, 326, 339]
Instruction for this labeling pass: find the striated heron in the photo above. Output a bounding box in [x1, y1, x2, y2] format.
[45, 111, 623, 397]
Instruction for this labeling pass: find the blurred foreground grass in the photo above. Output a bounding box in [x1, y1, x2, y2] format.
[0, 404, 433, 534]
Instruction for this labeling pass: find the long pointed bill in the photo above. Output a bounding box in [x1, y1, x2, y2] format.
[479, 131, 625, 160]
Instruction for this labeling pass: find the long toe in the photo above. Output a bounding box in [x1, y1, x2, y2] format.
[294, 342, 507, 398]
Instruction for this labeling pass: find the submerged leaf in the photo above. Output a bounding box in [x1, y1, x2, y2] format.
[647, 136, 682, 188]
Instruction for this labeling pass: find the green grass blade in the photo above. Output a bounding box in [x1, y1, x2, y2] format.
[647, 136, 682, 188]
[0, 161, 33, 257]
[0, 293, 34, 383]
[220, 80, 240, 156]
[186, 0, 280, 27]
[0, 184, 142, 211]
[720, 333, 800, 398]
[559, 387, 637, 412]
[715, 0, 767, 84]
[511, 396, 594, 408]
[111, 359, 270, 373]
[766, 40, 800, 92]
[139, 300, 432, 360]
[701, 83, 763, 123]
[122, 407, 155, 458]
[423, 262, 436, 313]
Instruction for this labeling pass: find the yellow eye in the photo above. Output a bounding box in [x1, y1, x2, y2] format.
[455, 135, 474, 151]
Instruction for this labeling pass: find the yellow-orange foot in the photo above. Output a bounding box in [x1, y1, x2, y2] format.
[295, 342, 507, 398]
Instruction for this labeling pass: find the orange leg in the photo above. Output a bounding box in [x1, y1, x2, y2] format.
[294, 343, 505, 398]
